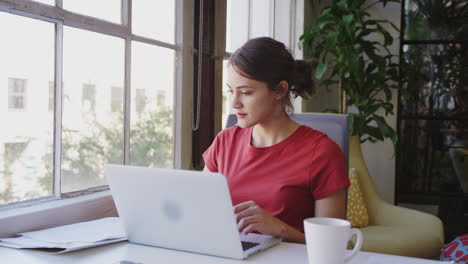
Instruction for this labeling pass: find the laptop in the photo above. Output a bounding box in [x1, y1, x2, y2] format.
[105, 164, 281, 260]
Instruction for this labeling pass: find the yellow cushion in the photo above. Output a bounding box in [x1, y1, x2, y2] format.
[346, 168, 369, 228]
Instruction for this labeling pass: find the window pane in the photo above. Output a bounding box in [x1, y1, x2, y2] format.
[49, 81, 54, 111]
[250, 0, 272, 38]
[226, 0, 249, 53]
[221, 60, 232, 128]
[0, 13, 54, 204]
[404, 0, 468, 41]
[62, 26, 124, 193]
[110, 86, 123, 113]
[131, 42, 174, 167]
[135, 88, 146, 114]
[8, 78, 27, 110]
[82, 83, 96, 112]
[63, 0, 120, 24]
[132, 1, 175, 44]
[401, 44, 467, 117]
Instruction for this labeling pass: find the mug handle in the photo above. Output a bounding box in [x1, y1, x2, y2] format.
[344, 228, 363, 262]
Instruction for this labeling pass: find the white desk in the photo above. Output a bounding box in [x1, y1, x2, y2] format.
[0, 241, 452, 264]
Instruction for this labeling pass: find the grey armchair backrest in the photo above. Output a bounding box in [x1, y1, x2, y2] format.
[225, 113, 349, 170]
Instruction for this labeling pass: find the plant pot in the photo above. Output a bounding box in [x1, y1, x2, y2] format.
[349, 135, 383, 223]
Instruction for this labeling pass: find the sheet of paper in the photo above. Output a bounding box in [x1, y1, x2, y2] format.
[56, 238, 127, 254]
[0, 236, 127, 253]
[0, 217, 127, 253]
[19, 217, 126, 243]
[0, 241, 23, 249]
[0, 236, 73, 248]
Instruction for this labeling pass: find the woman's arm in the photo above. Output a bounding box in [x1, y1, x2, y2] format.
[314, 188, 347, 219]
[234, 188, 347, 244]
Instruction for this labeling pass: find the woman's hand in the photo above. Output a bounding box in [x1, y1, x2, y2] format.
[233, 201, 286, 237]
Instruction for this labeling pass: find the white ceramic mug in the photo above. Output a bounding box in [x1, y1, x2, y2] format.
[304, 217, 363, 264]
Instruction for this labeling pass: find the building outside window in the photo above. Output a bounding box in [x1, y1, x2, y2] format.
[8, 78, 27, 110]
[82, 83, 96, 112]
[157, 90, 166, 106]
[48, 81, 54, 111]
[110, 86, 123, 113]
[135, 88, 146, 114]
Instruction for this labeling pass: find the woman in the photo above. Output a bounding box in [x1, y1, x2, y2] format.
[203, 37, 350, 244]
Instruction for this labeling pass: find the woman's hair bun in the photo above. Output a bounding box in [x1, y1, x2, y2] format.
[291, 59, 315, 99]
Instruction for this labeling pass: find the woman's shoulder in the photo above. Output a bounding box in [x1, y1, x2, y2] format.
[296, 126, 341, 152]
[297, 125, 328, 141]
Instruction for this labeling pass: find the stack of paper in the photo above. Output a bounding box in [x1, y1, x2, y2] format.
[0, 217, 127, 253]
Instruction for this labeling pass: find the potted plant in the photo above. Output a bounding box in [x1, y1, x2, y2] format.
[300, 0, 400, 147]
[299, 0, 403, 219]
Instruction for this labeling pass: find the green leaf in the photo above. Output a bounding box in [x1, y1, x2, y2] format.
[374, 115, 395, 139]
[321, 8, 332, 16]
[315, 63, 328, 79]
[366, 125, 385, 141]
[326, 32, 339, 46]
[348, 114, 355, 132]
[337, 0, 348, 10]
[343, 14, 354, 24]
[316, 18, 334, 30]
[367, 103, 380, 114]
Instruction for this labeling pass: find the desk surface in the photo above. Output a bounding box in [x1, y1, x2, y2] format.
[0, 241, 452, 264]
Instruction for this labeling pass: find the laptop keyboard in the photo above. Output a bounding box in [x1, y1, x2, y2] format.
[241, 241, 260, 251]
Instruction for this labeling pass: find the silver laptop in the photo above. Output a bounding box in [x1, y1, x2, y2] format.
[105, 164, 281, 260]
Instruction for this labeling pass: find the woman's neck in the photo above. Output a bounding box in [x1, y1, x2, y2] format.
[251, 112, 301, 148]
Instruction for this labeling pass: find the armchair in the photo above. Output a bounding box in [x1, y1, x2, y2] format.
[350, 136, 445, 259]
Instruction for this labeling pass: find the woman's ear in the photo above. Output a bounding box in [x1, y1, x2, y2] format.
[275, 80, 289, 100]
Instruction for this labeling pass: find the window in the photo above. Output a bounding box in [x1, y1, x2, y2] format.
[157, 90, 166, 106]
[0, 1, 181, 206]
[132, 1, 175, 44]
[110, 86, 123, 113]
[63, 0, 120, 24]
[82, 83, 96, 112]
[135, 88, 146, 114]
[130, 42, 174, 167]
[49, 81, 54, 111]
[0, 12, 54, 205]
[8, 78, 27, 110]
[1, 142, 41, 204]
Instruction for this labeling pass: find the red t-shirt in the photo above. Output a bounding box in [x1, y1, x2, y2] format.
[202, 125, 350, 233]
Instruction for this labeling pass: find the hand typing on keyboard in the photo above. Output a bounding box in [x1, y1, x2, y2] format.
[234, 201, 286, 237]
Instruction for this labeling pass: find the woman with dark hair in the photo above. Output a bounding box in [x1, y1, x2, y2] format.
[203, 37, 350, 244]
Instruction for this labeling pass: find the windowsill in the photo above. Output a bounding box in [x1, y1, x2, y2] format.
[0, 190, 117, 238]
[0, 190, 110, 218]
